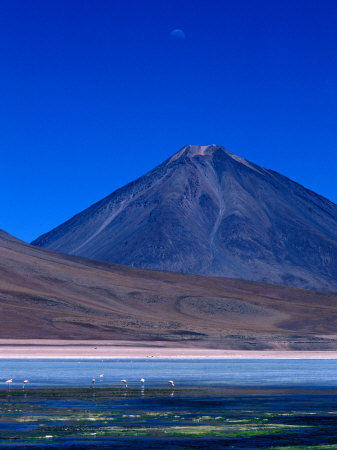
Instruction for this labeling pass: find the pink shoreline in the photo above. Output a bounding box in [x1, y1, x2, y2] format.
[0, 340, 336, 359]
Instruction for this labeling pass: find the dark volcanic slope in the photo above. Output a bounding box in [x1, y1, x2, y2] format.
[4, 229, 337, 349]
[32, 145, 337, 290]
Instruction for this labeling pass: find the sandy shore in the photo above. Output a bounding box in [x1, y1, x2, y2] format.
[0, 340, 337, 359]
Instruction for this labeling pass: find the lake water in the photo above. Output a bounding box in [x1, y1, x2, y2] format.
[2, 359, 337, 448]
[1, 358, 337, 388]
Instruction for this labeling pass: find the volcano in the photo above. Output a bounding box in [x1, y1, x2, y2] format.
[32, 145, 337, 291]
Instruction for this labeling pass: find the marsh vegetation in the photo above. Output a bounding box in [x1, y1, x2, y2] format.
[1, 387, 337, 448]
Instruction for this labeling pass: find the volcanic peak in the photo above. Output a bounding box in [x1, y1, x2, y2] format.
[170, 144, 222, 161]
[169, 144, 261, 174]
[31, 144, 337, 291]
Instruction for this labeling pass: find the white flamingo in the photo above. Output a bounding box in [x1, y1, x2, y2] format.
[121, 379, 127, 388]
[168, 380, 174, 387]
[140, 378, 145, 385]
[23, 380, 29, 389]
[6, 378, 13, 389]
[92, 378, 96, 386]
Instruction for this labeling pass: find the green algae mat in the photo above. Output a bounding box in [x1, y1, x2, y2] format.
[1, 387, 337, 448]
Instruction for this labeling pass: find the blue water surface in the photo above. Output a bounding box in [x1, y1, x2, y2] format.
[0, 359, 337, 389]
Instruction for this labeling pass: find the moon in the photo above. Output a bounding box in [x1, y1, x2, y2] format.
[171, 29, 185, 39]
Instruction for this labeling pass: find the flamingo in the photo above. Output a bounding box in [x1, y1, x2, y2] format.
[92, 378, 96, 386]
[6, 378, 13, 389]
[99, 374, 104, 379]
[121, 379, 127, 388]
[140, 378, 145, 385]
[168, 380, 174, 387]
[23, 380, 29, 389]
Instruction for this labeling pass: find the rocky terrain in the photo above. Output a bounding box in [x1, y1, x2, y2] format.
[2, 229, 337, 349]
[32, 145, 337, 291]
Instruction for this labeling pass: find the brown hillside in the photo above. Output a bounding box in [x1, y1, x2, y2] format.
[2, 229, 337, 349]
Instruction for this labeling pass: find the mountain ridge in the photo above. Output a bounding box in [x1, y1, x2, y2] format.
[4, 227, 337, 349]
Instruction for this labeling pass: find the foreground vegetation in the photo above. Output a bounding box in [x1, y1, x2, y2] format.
[0, 387, 337, 448]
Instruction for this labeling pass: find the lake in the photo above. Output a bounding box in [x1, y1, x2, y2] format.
[1, 359, 337, 448]
[2, 358, 337, 388]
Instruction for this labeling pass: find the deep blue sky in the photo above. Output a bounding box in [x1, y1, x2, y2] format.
[1, 0, 336, 242]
